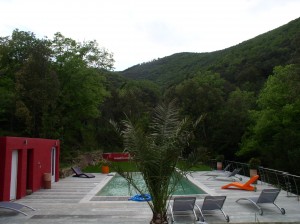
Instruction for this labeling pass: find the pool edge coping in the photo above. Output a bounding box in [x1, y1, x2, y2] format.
[81, 171, 217, 203]
[79, 173, 115, 203]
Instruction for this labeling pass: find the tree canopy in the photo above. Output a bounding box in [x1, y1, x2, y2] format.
[0, 29, 114, 159]
[238, 64, 300, 173]
[1, 18, 300, 175]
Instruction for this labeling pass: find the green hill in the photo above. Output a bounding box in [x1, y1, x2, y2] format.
[120, 17, 300, 90]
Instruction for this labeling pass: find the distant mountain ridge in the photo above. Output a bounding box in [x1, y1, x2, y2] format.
[120, 17, 300, 89]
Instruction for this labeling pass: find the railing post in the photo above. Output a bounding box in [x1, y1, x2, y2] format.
[291, 176, 300, 201]
[258, 166, 264, 185]
[282, 172, 291, 196]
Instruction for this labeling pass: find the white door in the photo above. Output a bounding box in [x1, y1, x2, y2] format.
[10, 150, 18, 200]
[51, 147, 56, 183]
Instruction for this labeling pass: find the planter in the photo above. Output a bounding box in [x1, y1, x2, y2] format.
[215, 155, 224, 170]
[217, 162, 223, 170]
[101, 165, 110, 174]
[249, 169, 258, 184]
[43, 173, 51, 189]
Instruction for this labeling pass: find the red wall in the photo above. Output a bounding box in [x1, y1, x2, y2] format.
[0, 137, 60, 201]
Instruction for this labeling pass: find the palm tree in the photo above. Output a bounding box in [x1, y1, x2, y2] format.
[112, 100, 202, 224]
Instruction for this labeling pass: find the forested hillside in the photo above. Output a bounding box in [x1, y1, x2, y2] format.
[121, 17, 300, 91]
[1, 18, 300, 174]
[119, 17, 300, 174]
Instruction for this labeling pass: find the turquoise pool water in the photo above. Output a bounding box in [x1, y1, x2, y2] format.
[97, 173, 206, 196]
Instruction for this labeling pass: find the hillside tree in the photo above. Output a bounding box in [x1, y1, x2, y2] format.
[238, 64, 300, 173]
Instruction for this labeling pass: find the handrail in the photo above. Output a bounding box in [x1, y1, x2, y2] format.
[207, 159, 300, 201]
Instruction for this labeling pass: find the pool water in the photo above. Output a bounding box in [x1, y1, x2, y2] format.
[97, 173, 206, 196]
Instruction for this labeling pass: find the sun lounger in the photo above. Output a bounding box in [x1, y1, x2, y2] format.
[168, 197, 200, 223]
[236, 188, 285, 215]
[0, 201, 35, 216]
[208, 168, 242, 181]
[202, 163, 232, 176]
[221, 175, 259, 191]
[71, 167, 95, 178]
[196, 196, 229, 222]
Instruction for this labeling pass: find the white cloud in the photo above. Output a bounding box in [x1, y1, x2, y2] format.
[0, 0, 299, 70]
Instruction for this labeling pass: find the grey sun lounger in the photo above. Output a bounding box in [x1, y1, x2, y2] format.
[0, 201, 35, 216]
[168, 197, 201, 223]
[236, 188, 285, 215]
[208, 168, 242, 181]
[196, 195, 229, 222]
[202, 163, 232, 176]
[71, 167, 95, 178]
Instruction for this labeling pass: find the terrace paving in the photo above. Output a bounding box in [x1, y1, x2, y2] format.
[1, 172, 300, 223]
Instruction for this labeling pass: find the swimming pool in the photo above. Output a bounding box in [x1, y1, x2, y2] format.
[97, 173, 206, 196]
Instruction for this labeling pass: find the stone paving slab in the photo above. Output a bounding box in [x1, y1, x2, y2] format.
[1, 172, 300, 223]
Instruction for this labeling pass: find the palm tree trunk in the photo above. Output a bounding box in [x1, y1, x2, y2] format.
[150, 213, 168, 224]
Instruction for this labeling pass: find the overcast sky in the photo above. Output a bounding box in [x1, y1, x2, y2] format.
[1, 0, 299, 71]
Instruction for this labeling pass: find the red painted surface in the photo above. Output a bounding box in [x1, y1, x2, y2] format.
[102, 152, 130, 161]
[0, 137, 60, 201]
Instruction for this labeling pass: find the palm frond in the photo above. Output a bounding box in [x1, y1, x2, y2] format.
[109, 119, 122, 136]
[110, 100, 204, 223]
[150, 100, 180, 139]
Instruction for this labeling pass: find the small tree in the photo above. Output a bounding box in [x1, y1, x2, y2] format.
[215, 154, 224, 162]
[111, 100, 203, 224]
[248, 157, 261, 170]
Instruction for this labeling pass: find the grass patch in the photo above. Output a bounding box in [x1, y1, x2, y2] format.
[83, 160, 210, 173]
[83, 161, 138, 173]
[83, 165, 102, 173]
[177, 161, 211, 171]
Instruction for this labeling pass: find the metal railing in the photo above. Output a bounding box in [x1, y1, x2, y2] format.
[258, 167, 300, 200]
[208, 160, 300, 201]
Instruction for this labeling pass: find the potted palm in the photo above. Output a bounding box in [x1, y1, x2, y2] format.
[248, 157, 261, 182]
[216, 154, 224, 170]
[111, 100, 203, 224]
[100, 158, 110, 174]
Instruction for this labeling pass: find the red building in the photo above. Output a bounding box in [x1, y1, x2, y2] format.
[0, 137, 60, 201]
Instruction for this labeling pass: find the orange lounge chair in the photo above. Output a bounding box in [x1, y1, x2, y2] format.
[221, 175, 259, 191]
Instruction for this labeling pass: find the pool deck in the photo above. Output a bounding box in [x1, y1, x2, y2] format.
[1, 171, 300, 223]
